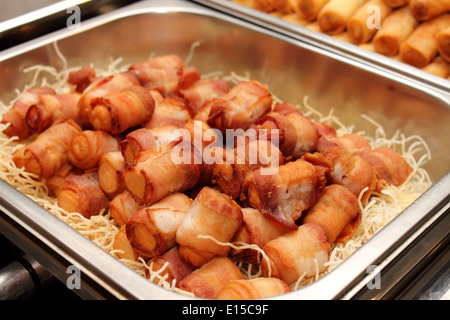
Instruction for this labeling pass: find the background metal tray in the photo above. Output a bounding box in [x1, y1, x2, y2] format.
[0, 0, 449, 300]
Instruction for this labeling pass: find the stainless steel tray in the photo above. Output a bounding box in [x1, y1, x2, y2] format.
[193, 0, 450, 95]
[0, 0, 449, 300]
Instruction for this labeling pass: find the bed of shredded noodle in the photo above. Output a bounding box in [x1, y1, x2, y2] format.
[0, 42, 432, 297]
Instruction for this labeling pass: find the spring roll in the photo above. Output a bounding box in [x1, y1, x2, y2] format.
[218, 277, 291, 300]
[261, 223, 331, 285]
[382, 0, 409, 7]
[176, 187, 243, 267]
[400, 13, 450, 68]
[317, 0, 368, 34]
[1, 87, 56, 141]
[421, 55, 450, 77]
[178, 256, 245, 299]
[373, 5, 419, 56]
[437, 27, 450, 63]
[68, 130, 120, 170]
[347, 0, 393, 44]
[409, 0, 450, 21]
[291, 0, 330, 21]
[232, 0, 277, 12]
[89, 85, 155, 134]
[126, 193, 193, 258]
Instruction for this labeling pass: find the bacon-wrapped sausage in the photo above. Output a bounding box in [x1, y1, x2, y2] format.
[143, 96, 193, 129]
[179, 78, 229, 113]
[302, 184, 360, 244]
[178, 256, 245, 299]
[57, 171, 109, 218]
[25, 91, 81, 134]
[98, 151, 125, 196]
[77, 71, 141, 127]
[146, 246, 195, 285]
[251, 102, 319, 160]
[242, 157, 328, 229]
[2, 87, 56, 141]
[231, 207, 291, 263]
[12, 119, 82, 179]
[217, 277, 291, 300]
[68, 66, 96, 93]
[122, 141, 202, 206]
[262, 223, 330, 285]
[360, 146, 413, 191]
[68, 130, 120, 170]
[176, 187, 243, 267]
[89, 85, 155, 134]
[126, 193, 193, 258]
[109, 190, 144, 227]
[113, 225, 139, 261]
[207, 80, 273, 132]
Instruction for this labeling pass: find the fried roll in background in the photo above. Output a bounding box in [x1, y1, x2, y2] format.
[1, 87, 56, 141]
[437, 27, 450, 63]
[146, 246, 195, 285]
[68, 130, 120, 170]
[176, 187, 243, 267]
[57, 171, 109, 218]
[290, 0, 330, 21]
[122, 141, 202, 206]
[302, 184, 360, 244]
[77, 71, 141, 127]
[400, 13, 450, 68]
[409, 0, 450, 21]
[422, 55, 450, 78]
[243, 157, 328, 229]
[25, 91, 81, 133]
[126, 193, 193, 258]
[217, 277, 291, 300]
[373, 5, 418, 56]
[347, 0, 393, 44]
[262, 223, 331, 285]
[12, 119, 82, 179]
[207, 80, 273, 132]
[382, 0, 409, 8]
[317, 0, 368, 34]
[178, 257, 245, 299]
[89, 85, 155, 134]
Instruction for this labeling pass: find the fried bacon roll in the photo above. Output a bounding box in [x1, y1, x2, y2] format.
[122, 141, 202, 206]
[126, 193, 193, 258]
[207, 80, 273, 132]
[113, 225, 139, 261]
[231, 208, 291, 262]
[98, 151, 125, 196]
[2, 87, 56, 141]
[176, 187, 243, 267]
[68, 130, 120, 170]
[146, 246, 195, 285]
[143, 96, 193, 129]
[109, 190, 144, 227]
[178, 256, 245, 299]
[251, 102, 319, 160]
[302, 184, 360, 244]
[179, 78, 229, 113]
[243, 157, 328, 229]
[128, 54, 188, 96]
[77, 71, 141, 127]
[12, 119, 82, 179]
[261, 223, 331, 285]
[68, 66, 96, 93]
[57, 171, 109, 218]
[89, 85, 155, 134]
[25, 91, 81, 133]
[360, 147, 413, 191]
[218, 277, 291, 300]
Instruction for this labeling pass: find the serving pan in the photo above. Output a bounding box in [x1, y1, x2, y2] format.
[0, 0, 449, 300]
[193, 0, 450, 95]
